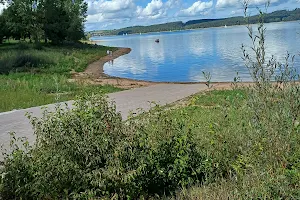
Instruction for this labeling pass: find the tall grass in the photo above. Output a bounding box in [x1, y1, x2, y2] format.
[0, 42, 116, 74]
[0, 42, 119, 111]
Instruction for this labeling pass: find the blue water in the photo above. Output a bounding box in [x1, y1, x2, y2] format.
[93, 21, 300, 82]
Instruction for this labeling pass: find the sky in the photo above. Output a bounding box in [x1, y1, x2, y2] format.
[85, 0, 299, 31]
[0, 0, 299, 31]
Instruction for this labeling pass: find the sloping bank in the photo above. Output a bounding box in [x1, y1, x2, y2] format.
[72, 47, 155, 89]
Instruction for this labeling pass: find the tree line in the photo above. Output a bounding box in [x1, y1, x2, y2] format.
[0, 0, 87, 44]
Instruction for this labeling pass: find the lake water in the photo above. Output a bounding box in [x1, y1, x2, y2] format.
[94, 21, 300, 82]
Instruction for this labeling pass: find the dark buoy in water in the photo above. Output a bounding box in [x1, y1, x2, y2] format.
[155, 39, 160, 43]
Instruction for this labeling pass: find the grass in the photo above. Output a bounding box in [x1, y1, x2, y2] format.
[166, 86, 300, 199]
[0, 42, 117, 74]
[0, 42, 121, 112]
[0, 74, 121, 112]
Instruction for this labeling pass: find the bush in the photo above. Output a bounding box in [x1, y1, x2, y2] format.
[0, 95, 211, 199]
[116, 106, 206, 197]
[0, 53, 52, 74]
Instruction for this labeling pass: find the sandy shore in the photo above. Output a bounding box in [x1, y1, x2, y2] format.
[72, 47, 158, 89]
[72, 47, 254, 90]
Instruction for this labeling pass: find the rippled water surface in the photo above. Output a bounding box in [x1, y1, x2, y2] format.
[94, 21, 300, 82]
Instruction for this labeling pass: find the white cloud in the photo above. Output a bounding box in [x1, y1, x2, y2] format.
[86, 0, 135, 15]
[136, 0, 167, 19]
[84, 0, 294, 30]
[0, 2, 7, 14]
[86, 0, 136, 24]
[216, 0, 240, 8]
[178, 1, 213, 17]
[85, 0, 172, 28]
[165, 0, 181, 8]
[216, 0, 284, 9]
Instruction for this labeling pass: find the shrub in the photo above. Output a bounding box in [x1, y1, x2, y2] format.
[0, 53, 52, 74]
[0, 95, 211, 199]
[116, 106, 206, 198]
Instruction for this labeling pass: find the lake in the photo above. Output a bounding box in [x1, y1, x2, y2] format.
[93, 21, 300, 82]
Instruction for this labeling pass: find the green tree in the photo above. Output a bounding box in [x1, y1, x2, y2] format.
[41, 0, 70, 44]
[0, 15, 6, 43]
[65, 0, 87, 42]
[1, 0, 87, 44]
[4, 0, 35, 40]
[40, 0, 87, 43]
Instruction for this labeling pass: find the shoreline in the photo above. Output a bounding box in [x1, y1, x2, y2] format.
[72, 47, 155, 89]
[72, 47, 254, 90]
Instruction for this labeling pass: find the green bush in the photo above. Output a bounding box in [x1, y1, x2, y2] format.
[117, 106, 206, 197]
[0, 95, 212, 199]
[0, 53, 52, 74]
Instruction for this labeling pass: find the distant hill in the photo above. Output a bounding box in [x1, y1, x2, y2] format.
[88, 8, 300, 36]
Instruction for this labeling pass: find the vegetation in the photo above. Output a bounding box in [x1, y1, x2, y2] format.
[89, 8, 300, 36]
[0, 0, 87, 44]
[1, 2, 300, 200]
[0, 0, 122, 112]
[0, 42, 120, 112]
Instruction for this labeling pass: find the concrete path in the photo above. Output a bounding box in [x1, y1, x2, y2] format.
[0, 84, 207, 160]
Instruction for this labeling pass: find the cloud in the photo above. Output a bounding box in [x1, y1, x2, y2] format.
[86, 0, 135, 15]
[0, 2, 7, 14]
[84, 0, 296, 31]
[85, 0, 172, 28]
[178, 1, 213, 17]
[86, 0, 136, 24]
[216, 0, 241, 8]
[216, 0, 285, 9]
[136, 0, 167, 19]
[165, 0, 181, 8]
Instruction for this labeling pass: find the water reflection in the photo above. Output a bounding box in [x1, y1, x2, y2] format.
[95, 21, 300, 82]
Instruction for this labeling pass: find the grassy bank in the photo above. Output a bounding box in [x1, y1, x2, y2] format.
[0, 42, 121, 112]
